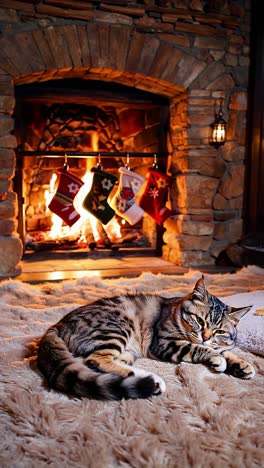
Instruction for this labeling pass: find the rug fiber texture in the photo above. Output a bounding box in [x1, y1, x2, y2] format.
[0, 266, 264, 468]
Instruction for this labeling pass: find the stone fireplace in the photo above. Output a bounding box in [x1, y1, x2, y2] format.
[14, 78, 168, 255]
[0, 0, 251, 277]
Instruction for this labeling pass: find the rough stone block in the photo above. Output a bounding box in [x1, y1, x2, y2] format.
[222, 143, 245, 162]
[194, 36, 226, 49]
[100, 4, 145, 17]
[44, 26, 72, 68]
[63, 25, 82, 67]
[0, 96, 15, 114]
[162, 245, 213, 266]
[163, 231, 212, 251]
[187, 126, 210, 139]
[218, 165, 245, 199]
[188, 114, 213, 128]
[206, 73, 235, 90]
[0, 36, 32, 75]
[190, 61, 225, 89]
[230, 67, 249, 87]
[213, 222, 227, 240]
[229, 91, 248, 111]
[188, 155, 226, 177]
[0, 7, 18, 23]
[0, 199, 16, 218]
[0, 78, 14, 96]
[0, 235, 22, 276]
[0, 116, 14, 137]
[76, 26, 91, 68]
[213, 193, 227, 210]
[32, 29, 57, 69]
[0, 219, 17, 236]
[0, 162, 15, 179]
[158, 33, 190, 47]
[229, 197, 243, 209]
[109, 25, 130, 70]
[210, 50, 225, 61]
[150, 43, 183, 81]
[182, 219, 214, 235]
[136, 35, 160, 75]
[172, 174, 218, 209]
[0, 134, 17, 148]
[174, 22, 217, 36]
[14, 31, 45, 73]
[94, 9, 133, 25]
[174, 55, 207, 89]
[36, 3, 94, 21]
[229, 219, 243, 242]
[225, 53, 238, 66]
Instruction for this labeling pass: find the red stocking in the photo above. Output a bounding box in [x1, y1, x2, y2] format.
[138, 168, 175, 225]
[48, 170, 84, 227]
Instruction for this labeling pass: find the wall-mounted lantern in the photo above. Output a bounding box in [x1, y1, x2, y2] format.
[209, 98, 227, 148]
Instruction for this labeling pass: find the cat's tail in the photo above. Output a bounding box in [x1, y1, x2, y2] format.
[37, 327, 164, 400]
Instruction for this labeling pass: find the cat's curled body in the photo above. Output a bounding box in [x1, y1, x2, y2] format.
[37, 277, 255, 400]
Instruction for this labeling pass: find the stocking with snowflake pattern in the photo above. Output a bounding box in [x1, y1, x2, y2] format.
[82, 167, 118, 225]
[110, 166, 145, 225]
[138, 168, 175, 225]
[48, 169, 84, 227]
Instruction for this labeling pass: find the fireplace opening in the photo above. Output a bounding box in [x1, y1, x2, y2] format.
[14, 79, 170, 259]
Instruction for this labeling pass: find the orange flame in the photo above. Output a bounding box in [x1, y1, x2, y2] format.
[45, 130, 121, 244]
[45, 168, 121, 244]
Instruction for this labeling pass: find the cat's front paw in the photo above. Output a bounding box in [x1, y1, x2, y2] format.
[133, 368, 166, 395]
[227, 360, 255, 380]
[208, 355, 227, 373]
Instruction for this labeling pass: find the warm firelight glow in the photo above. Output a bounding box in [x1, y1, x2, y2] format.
[44, 166, 121, 244]
[44, 131, 121, 245]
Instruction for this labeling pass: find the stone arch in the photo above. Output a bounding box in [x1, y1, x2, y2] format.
[0, 23, 212, 93]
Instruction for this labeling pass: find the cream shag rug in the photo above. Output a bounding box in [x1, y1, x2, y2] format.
[0, 265, 264, 468]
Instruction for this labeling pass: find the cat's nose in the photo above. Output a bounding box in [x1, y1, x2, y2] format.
[202, 330, 211, 341]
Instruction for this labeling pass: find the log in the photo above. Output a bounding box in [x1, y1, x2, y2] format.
[96, 221, 112, 248]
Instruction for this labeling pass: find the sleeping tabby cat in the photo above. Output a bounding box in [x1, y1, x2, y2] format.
[37, 277, 255, 400]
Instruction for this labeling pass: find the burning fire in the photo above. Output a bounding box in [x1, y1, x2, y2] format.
[44, 166, 122, 246]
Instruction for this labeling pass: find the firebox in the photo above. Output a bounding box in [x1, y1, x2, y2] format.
[14, 79, 170, 258]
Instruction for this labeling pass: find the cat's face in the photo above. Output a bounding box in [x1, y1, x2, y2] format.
[176, 277, 251, 350]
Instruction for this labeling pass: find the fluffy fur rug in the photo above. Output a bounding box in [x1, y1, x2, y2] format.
[0, 266, 264, 468]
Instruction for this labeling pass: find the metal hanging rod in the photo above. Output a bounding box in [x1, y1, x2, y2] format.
[17, 151, 167, 158]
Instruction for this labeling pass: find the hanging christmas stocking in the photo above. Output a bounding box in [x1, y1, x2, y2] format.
[138, 168, 175, 226]
[110, 167, 145, 225]
[48, 169, 84, 227]
[82, 167, 118, 225]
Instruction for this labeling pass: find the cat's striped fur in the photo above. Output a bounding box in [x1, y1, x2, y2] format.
[37, 277, 255, 400]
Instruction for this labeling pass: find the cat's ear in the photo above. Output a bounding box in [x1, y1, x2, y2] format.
[192, 276, 208, 304]
[227, 305, 252, 324]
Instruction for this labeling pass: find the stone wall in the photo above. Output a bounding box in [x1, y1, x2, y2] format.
[0, 0, 251, 275]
